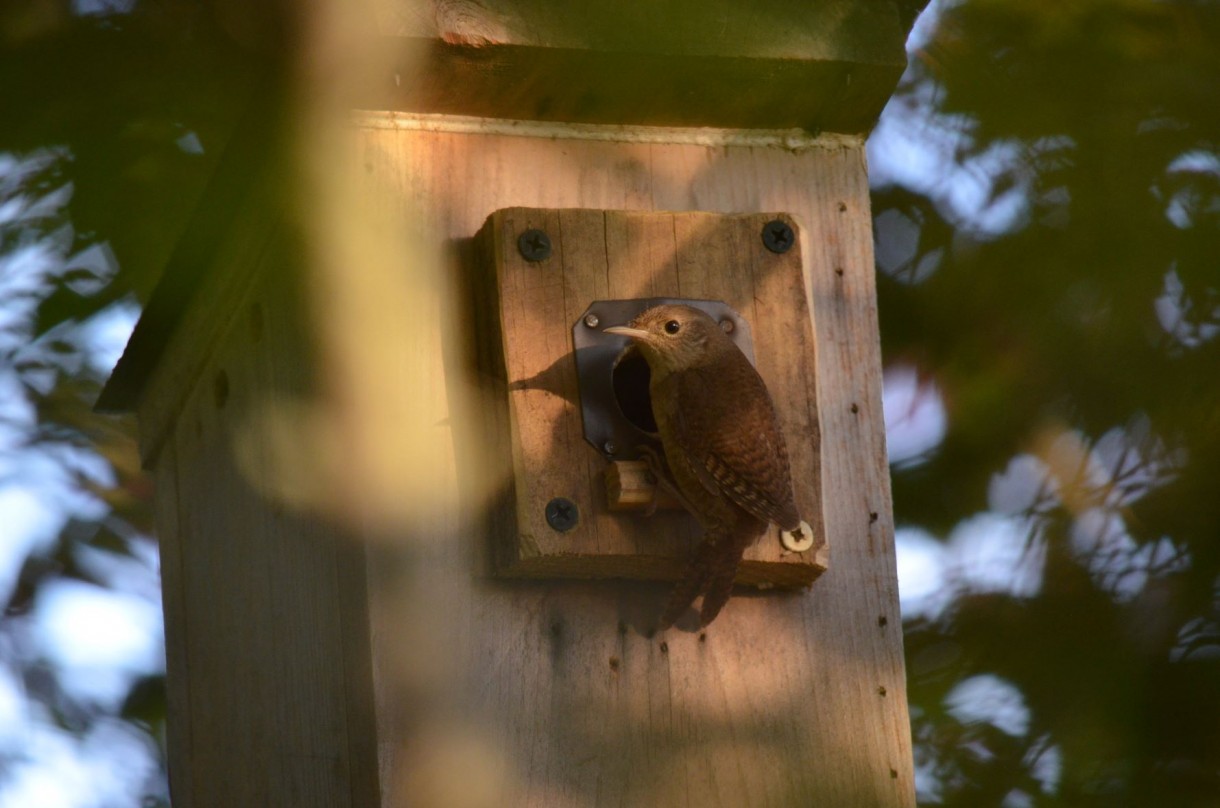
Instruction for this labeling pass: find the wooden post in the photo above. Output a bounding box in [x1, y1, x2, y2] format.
[101, 2, 916, 805]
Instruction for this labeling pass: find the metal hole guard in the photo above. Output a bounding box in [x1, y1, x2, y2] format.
[571, 299, 756, 461]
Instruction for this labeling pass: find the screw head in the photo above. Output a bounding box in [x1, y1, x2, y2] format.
[761, 219, 794, 254]
[603, 440, 617, 455]
[545, 497, 579, 532]
[584, 313, 600, 328]
[781, 520, 816, 553]
[719, 318, 735, 334]
[518, 229, 552, 262]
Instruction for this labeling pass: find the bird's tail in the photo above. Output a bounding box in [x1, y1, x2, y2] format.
[658, 527, 752, 629]
[658, 539, 715, 629]
[697, 531, 752, 626]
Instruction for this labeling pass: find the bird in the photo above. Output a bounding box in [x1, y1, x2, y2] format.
[604, 304, 801, 627]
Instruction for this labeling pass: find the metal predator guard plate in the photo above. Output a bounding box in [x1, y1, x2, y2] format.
[572, 298, 755, 461]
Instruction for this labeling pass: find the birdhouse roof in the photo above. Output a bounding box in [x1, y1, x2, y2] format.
[97, 0, 913, 412]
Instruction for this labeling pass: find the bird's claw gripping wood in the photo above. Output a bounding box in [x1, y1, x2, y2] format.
[605, 304, 801, 627]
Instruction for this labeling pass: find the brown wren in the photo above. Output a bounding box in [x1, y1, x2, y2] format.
[605, 304, 801, 627]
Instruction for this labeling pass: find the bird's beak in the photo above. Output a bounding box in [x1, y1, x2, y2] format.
[604, 325, 649, 340]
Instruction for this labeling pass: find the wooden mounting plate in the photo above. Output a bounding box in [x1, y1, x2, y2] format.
[470, 207, 827, 587]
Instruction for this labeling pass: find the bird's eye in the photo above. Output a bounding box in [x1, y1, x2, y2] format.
[664, 320, 681, 335]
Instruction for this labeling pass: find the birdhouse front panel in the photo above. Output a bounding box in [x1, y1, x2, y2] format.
[470, 207, 827, 587]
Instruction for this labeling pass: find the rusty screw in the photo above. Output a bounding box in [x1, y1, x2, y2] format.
[545, 497, 579, 532]
[761, 219, 794, 254]
[518, 229, 552, 262]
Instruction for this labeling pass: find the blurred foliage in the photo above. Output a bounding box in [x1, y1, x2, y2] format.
[0, 1, 254, 315]
[0, 1, 257, 803]
[874, 0, 1220, 804]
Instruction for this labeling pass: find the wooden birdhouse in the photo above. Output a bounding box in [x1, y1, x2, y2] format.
[100, 2, 919, 805]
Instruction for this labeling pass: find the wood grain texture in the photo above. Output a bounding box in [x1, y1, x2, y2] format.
[131, 177, 277, 468]
[97, 90, 277, 416]
[351, 123, 913, 805]
[387, 0, 902, 60]
[145, 250, 381, 807]
[477, 207, 825, 587]
[358, 1, 909, 134]
[135, 118, 911, 807]
[605, 460, 683, 512]
[151, 441, 193, 808]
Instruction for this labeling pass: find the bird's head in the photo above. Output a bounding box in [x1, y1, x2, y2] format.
[604, 304, 734, 374]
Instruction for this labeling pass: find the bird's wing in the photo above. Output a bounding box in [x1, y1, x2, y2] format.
[672, 359, 801, 531]
[653, 373, 721, 498]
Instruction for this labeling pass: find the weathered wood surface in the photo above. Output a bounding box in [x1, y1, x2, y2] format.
[97, 94, 282, 418]
[475, 207, 827, 587]
[128, 178, 277, 467]
[151, 442, 194, 808]
[147, 247, 381, 807]
[605, 459, 682, 512]
[356, 121, 913, 805]
[362, 0, 908, 133]
[133, 117, 911, 806]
